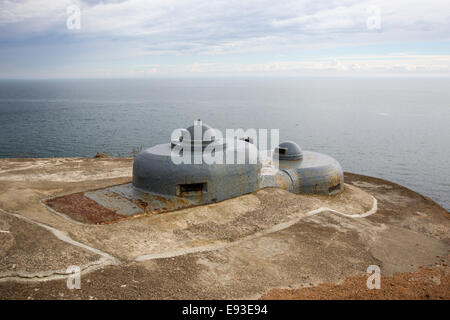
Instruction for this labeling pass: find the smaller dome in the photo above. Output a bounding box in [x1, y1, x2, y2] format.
[274, 141, 303, 161]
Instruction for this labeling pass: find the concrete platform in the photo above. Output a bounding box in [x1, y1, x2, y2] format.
[0, 158, 448, 299]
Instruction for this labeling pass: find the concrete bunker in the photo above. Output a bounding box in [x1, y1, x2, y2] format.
[132, 120, 262, 203]
[45, 120, 344, 224]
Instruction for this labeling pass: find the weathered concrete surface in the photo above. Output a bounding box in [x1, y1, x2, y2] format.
[0, 212, 101, 278]
[0, 158, 448, 299]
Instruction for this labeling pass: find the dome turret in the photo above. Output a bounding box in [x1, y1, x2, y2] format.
[274, 141, 304, 161]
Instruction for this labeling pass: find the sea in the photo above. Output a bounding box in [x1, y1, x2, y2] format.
[0, 77, 449, 210]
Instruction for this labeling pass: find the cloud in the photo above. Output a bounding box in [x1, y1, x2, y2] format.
[2, 54, 449, 79]
[0, 0, 450, 77]
[159, 54, 450, 76]
[2, 0, 450, 45]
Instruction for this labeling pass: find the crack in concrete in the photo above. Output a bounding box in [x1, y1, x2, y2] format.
[0, 257, 111, 283]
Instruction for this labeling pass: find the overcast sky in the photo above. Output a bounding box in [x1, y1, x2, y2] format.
[1, 0, 450, 78]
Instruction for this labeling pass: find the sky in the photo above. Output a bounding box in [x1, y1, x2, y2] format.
[1, 0, 450, 79]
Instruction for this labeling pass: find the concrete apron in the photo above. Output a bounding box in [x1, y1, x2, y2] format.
[0, 158, 448, 300]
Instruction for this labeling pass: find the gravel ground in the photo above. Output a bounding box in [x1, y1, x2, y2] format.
[261, 256, 449, 300]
